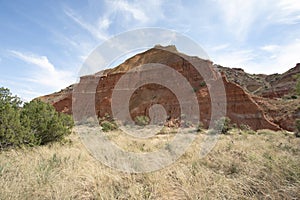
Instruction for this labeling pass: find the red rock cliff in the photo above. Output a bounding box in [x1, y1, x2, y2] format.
[39, 46, 281, 131]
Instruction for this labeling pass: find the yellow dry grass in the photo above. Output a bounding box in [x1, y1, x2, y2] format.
[0, 129, 299, 199]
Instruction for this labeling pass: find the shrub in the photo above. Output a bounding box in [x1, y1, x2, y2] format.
[134, 115, 150, 126]
[0, 87, 74, 149]
[291, 95, 298, 99]
[199, 81, 206, 87]
[21, 100, 74, 145]
[0, 88, 32, 148]
[100, 120, 117, 132]
[214, 117, 231, 134]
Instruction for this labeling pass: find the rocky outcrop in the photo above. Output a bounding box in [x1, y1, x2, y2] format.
[217, 63, 300, 99]
[253, 96, 300, 131]
[39, 46, 283, 131]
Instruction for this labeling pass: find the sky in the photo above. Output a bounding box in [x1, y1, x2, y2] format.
[0, 0, 300, 101]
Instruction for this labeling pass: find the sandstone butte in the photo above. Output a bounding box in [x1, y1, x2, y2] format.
[38, 45, 300, 132]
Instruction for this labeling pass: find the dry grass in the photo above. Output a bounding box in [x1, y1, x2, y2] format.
[0, 128, 299, 199]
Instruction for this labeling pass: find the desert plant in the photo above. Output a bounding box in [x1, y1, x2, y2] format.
[199, 81, 206, 87]
[0, 88, 33, 148]
[100, 120, 117, 132]
[214, 117, 231, 134]
[0, 87, 74, 149]
[291, 95, 298, 99]
[21, 99, 74, 145]
[134, 115, 150, 126]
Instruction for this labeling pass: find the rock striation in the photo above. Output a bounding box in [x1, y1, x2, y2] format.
[39, 45, 291, 131]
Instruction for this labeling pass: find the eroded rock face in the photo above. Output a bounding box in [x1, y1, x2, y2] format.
[38, 85, 73, 115]
[253, 96, 300, 131]
[39, 46, 283, 131]
[217, 63, 300, 99]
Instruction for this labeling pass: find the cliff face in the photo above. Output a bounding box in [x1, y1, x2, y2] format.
[39, 46, 295, 131]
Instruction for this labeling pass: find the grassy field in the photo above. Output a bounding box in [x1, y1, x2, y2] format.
[0, 128, 299, 199]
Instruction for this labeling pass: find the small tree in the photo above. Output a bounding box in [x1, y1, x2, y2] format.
[0, 88, 35, 148]
[0, 87, 74, 149]
[21, 100, 74, 145]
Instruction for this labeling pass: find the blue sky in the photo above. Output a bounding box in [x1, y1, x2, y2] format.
[0, 0, 300, 101]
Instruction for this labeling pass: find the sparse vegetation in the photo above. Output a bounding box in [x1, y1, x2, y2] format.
[214, 117, 231, 134]
[0, 129, 299, 199]
[98, 113, 118, 132]
[1, 88, 300, 199]
[134, 115, 150, 126]
[100, 120, 117, 132]
[199, 81, 206, 87]
[240, 124, 256, 135]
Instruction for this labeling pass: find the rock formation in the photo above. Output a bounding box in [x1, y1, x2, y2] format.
[217, 63, 300, 98]
[38, 45, 300, 131]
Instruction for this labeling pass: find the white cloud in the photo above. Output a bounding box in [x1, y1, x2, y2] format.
[211, 39, 300, 74]
[9, 50, 55, 72]
[270, 0, 300, 24]
[64, 8, 108, 41]
[215, 0, 262, 41]
[104, 0, 165, 26]
[98, 17, 111, 30]
[215, 0, 300, 41]
[260, 45, 280, 52]
[9, 50, 75, 90]
[274, 39, 300, 69]
[211, 49, 255, 69]
[113, 1, 149, 23]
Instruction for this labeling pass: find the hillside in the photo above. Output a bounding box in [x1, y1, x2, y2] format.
[38, 45, 299, 131]
[216, 63, 300, 98]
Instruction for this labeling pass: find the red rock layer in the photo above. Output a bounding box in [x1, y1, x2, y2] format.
[40, 47, 281, 131]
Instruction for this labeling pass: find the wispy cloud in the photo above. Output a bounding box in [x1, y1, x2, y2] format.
[212, 49, 255, 68]
[215, 0, 261, 41]
[9, 50, 75, 90]
[260, 45, 280, 52]
[215, 0, 300, 41]
[273, 39, 300, 69]
[211, 39, 300, 74]
[102, 0, 165, 28]
[113, 1, 149, 23]
[64, 8, 109, 41]
[269, 0, 300, 24]
[9, 50, 56, 72]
